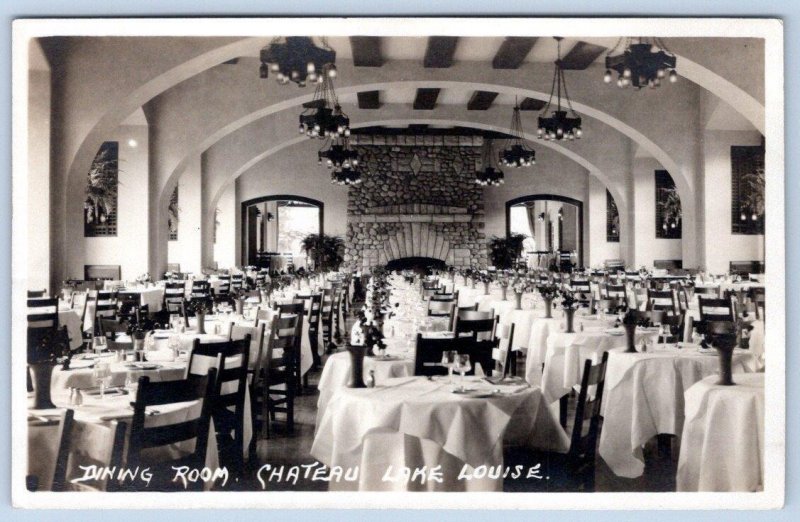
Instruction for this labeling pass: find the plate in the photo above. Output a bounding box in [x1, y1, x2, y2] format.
[604, 329, 624, 336]
[126, 362, 163, 370]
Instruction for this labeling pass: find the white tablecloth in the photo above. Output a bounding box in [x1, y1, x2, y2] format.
[540, 326, 659, 404]
[598, 346, 762, 478]
[311, 376, 569, 491]
[676, 373, 764, 491]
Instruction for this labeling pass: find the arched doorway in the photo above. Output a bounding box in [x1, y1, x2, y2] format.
[506, 195, 584, 269]
[240, 195, 323, 270]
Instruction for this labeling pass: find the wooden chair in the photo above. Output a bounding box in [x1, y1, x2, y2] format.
[413, 334, 460, 376]
[229, 323, 265, 372]
[693, 285, 720, 298]
[432, 290, 459, 302]
[186, 337, 251, 474]
[27, 289, 47, 298]
[321, 287, 336, 352]
[230, 273, 244, 292]
[601, 283, 628, 308]
[749, 287, 766, 320]
[163, 281, 188, 324]
[27, 298, 60, 357]
[126, 368, 218, 491]
[49, 409, 126, 492]
[592, 298, 620, 315]
[92, 291, 118, 334]
[647, 289, 677, 315]
[273, 302, 305, 392]
[454, 310, 496, 342]
[252, 315, 299, 438]
[190, 280, 211, 300]
[216, 275, 232, 296]
[490, 322, 516, 379]
[117, 292, 147, 324]
[297, 293, 323, 370]
[506, 352, 609, 492]
[698, 296, 735, 323]
[570, 279, 591, 294]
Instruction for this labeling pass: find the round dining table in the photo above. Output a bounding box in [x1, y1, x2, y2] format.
[598, 345, 762, 478]
[676, 372, 765, 491]
[311, 375, 568, 492]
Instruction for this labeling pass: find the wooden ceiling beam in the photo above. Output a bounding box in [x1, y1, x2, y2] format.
[492, 37, 538, 69]
[423, 36, 459, 68]
[412, 88, 441, 110]
[349, 37, 384, 67]
[357, 90, 381, 109]
[467, 90, 499, 110]
[559, 41, 607, 70]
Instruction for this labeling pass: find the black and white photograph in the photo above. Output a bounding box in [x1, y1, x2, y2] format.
[10, 17, 785, 509]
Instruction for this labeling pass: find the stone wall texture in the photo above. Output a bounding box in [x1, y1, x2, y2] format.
[345, 136, 488, 269]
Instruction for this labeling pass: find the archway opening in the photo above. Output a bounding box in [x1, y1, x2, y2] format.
[506, 195, 584, 270]
[240, 195, 323, 271]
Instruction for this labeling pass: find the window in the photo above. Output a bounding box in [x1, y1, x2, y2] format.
[84, 142, 119, 237]
[655, 170, 681, 239]
[731, 144, 765, 235]
[168, 186, 178, 241]
[606, 190, 620, 243]
[277, 202, 320, 257]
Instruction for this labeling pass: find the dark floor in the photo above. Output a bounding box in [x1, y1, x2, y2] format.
[231, 303, 678, 493]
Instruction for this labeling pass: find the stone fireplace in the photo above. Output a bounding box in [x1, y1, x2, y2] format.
[345, 134, 488, 270]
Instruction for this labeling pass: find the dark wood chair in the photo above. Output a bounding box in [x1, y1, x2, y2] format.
[187, 337, 251, 475]
[601, 283, 628, 307]
[454, 309, 496, 342]
[49, 409, 126, 492]
[647, 289, 677, 315]
[698, 296, 735, 322]
[273, 301, 305, 392]
[506, 352, 609, 492]
[297, 293, 323, 370]
[190, 280, 211, 300]
[490, 323, 516, 379]
[125, 368, 218, 491]
[27, 289, 47, 298]
[413, 334, 460, 376]
[749, 287, 766, 320]
[252, 315, 299, 438]
[321, 287, 336, 352]
[230, 273, 245, 292]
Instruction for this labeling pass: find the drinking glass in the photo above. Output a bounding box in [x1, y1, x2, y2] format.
[93, 362, 112, 398]
[124, 370, 139, 393]
[441, 350, 457, 385]
[93, 335, 107, 355]
[455, 354, 471, 392]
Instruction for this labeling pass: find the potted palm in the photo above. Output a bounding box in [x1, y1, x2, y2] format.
[301, 234, 345, 272]
[488, 234, 526, 270]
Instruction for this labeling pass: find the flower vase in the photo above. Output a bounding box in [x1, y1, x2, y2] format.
[713, 335, 737, 386]
[347, 344, 367, 388]
[624, 323, 638, 352]
[196, 312, 206, 334]
[470, 279, 476, 290]
[565, 308, 576, 333]
[235, 298, 244, 316]
[514, 292, 523, 311]
[482, 282, 490, 296]
[501, 287, 508, 301]
[29, 362, 56, 409]
[544, 298, 553, 319]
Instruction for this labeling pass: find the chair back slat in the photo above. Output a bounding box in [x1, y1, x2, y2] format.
[569, 352, 609, 461]
[413, 334, 459, 376]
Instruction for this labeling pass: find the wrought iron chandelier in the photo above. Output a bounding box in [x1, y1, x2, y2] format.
[259, 37, 337, 87]
[298, 64, 350, 139]
[319, 137, 360, 171]
[330, 166, 362, 186]
[537, 37, 583, 142]
[603, 37, 678, 89]
[475, 139, 505, 187]
[499, 101, 536, 168]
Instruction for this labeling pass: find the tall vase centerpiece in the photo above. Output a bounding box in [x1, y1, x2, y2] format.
[621, 310, 643, 353]
[187, 296, 212, 335]
[28, 327, 70, 409]
[346, 344, 367, 388]
[559, 289, 578, 334]
[538, 284, 558, 319]
[708, 325, 738, 386]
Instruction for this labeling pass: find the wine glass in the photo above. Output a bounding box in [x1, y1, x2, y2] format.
[93, 362, 112, 398]
[93, 335, 107, 355]
[124, 370, 139, 393]
[441, 350, 457, 385]
[455, 354, 471, 392]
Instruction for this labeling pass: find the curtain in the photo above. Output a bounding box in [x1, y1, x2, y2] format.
[525, 203, 537, 239]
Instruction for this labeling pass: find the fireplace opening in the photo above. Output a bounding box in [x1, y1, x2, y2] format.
[385, 257, 447, 274]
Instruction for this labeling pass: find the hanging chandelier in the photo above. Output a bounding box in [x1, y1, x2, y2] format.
[330, 166, 362, 186]
[603, 37, 678, 89]
[499, 101, 536, 168]
[259, 37, 337, 87]
[475, 139, 505, 187]
[537, 37, 583, 142]
[319, 137, 360, 171]
[298, 64, 350, 139]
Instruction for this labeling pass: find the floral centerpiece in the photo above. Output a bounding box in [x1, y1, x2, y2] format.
[135, 272, 152, 286]
[186, 296, 213, 334]
[558, 288, 579, 333]
[537, 283, 559, 318]
[511, 274, 534, 310]
[621, 309, 649, 352]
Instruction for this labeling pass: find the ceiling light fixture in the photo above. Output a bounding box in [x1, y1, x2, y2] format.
[499, 100, 536, 168]
[298, 63, 350, 139]
[538, 37, 583, 142]
[603, 37, 678, 90]
[475, 139, 505, 187]
[259, 36, 337, 87]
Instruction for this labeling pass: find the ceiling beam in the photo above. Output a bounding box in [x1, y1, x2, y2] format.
[492, 37, 538, 69]
[467, 90, 499, 110]
[519, 97, 546, 111]
[413, 88, 441, 110]
[559, 41, 607, 70]
[357, 90, 381, 109]
[349, 37, 384, 67]
[423, 36, 459, 68]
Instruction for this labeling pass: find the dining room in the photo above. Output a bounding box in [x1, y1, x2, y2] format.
[15, 18, 780, 504]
